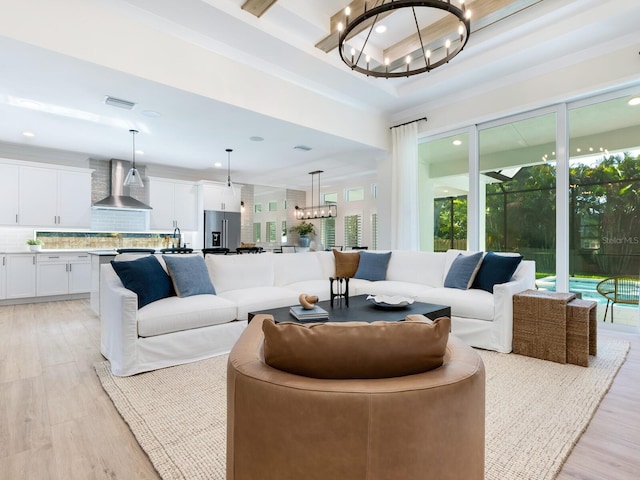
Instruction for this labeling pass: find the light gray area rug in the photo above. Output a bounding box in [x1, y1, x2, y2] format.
[95, 339, 629, 480]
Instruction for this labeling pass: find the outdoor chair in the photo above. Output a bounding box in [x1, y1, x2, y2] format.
[596, 276, 639, 322]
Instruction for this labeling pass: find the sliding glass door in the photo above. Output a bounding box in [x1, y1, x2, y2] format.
[569, 93, 640, 324]
[479, 112, 558, 283]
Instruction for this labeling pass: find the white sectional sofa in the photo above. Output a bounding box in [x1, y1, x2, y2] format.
[100, 250, 535, 376]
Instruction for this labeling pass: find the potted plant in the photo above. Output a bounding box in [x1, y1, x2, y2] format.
[27, 239, 44, 251]
[289, 221, 315, 247]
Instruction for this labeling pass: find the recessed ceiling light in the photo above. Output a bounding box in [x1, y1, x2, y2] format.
[294, 145, 312, 151]
[628, 97, 640, 106]
[142, 110, 161, 118]
[249, 136, 264, 142]
[452, 139, 462, 146]
[375, 25, 387, 34]
[135, 149, 144, 155]
[214, 162, 222, 167]
[22, 131, 35, 137]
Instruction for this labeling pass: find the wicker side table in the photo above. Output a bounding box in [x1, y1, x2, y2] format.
[513, 290, 576, 363]
[566, 299, 597, 366]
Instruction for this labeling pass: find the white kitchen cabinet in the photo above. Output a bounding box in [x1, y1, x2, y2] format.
[0, 164, 20, 225]
[148, 178, 198, 230]
[0, 255, 6, 299]
[201, 182, 242, 212]
[36, 253, 91, 297]
[6, 254, 37, 299]
[18, 166, 91, 227]
[57, 171, 92, 228]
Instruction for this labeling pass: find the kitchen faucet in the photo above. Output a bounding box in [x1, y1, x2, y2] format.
[172, 226, 181, 248]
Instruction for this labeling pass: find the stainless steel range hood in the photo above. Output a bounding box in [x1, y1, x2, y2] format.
[92, 159, 152, 210]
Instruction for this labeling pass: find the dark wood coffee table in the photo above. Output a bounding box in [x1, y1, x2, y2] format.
[248, 294, 450, 324]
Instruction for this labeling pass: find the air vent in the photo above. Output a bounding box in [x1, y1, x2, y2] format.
[294, 145, 312, 151]
[104, 96, 136, 110]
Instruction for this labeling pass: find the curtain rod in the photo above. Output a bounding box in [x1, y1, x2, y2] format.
[390, 117, 428, 130]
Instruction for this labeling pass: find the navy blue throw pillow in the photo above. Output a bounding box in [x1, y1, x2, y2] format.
[472, 251, 523, 293]
[111, 255, 174, 308]
[354, 251, 392, 281]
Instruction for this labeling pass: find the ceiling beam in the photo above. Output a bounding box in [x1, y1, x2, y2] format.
[316, 0, 534, 66]
[241, 0, 278, 18]
[316, 0, 394, 53]
[383, 0, 532, 63]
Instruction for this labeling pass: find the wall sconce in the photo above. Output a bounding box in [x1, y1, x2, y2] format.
[240, 200, 245, 213]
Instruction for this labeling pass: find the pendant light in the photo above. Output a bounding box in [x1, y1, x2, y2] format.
[226, 148, 236, 196]
[123, 129, 144, 188]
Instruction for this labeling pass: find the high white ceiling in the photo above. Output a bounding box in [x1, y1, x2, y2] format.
[0, 0, 638, 190]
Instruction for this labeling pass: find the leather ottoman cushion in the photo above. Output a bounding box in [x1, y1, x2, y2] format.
[262, 316, 450, 379]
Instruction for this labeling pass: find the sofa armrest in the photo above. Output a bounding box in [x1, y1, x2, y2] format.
[491, 260, 536, 353]
[100, 263, 140, 376]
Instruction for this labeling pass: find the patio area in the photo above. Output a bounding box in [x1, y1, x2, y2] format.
[536, 276, 639, 327]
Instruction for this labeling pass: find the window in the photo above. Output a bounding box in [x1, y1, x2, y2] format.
[321, 217, 336, 249]
[268, 201, 278, 212]
[254, 204, 262, 213]
[420, 130, 470, 252]
[345, 188, 364, 202]
[371, 212, 378, 250]
[253, 222, 261, 242]
[480, 112, 557, 280]
[344, 214, 362, 247]
[569, 96, 640, 323]
[323, 192, 338, 204]
[434, 196, 468, 252]
[266, 221, 277, 242]
[281, 220, 287, 242]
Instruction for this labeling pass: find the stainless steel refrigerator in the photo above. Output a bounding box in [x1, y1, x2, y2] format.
[204, 210, 242, 250]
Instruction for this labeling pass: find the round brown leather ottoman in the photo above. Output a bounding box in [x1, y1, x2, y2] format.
[227, 315, 485, 480]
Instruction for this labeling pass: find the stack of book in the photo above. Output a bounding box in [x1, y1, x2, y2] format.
[289, 305, 329, 321]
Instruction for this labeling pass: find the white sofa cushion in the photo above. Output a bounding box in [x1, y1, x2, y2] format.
[219, 287, 300, 320]
[284, 280, 332, 301]
[417, 287, 494, 321]
[206, 253, 275, 293]
[352, 280, 432, 299]
[274, 252, 324, 285]
[137, 294, 237, 337]
[386, 250, 446, 287]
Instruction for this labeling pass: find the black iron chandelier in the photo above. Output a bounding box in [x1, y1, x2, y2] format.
[295, 170, 337, 219]
[337, 0, 471, 78]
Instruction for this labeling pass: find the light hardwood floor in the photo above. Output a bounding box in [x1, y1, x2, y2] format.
[0, 299, 638, 480]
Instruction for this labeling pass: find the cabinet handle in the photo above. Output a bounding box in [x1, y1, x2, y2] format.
[33, 256, 35, 265]
[16, 214, 18, 223]
[48, 256, 60, 259]
[68, 264, 72, 272]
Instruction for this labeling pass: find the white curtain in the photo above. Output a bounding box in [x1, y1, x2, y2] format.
[391, 123, 419, 250]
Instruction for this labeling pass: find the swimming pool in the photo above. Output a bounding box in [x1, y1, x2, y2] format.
[536, 277, 610, 304]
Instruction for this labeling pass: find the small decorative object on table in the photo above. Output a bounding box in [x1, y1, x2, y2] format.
[367, 295, 415, 310]
[298, 293, 319, 310]
[330, 277, 349, 308]
[27, 239, 44, 251]
[289, 304, 329, 321]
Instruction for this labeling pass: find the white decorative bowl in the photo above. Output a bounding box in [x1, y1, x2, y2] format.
[366, 295, 415, 310]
